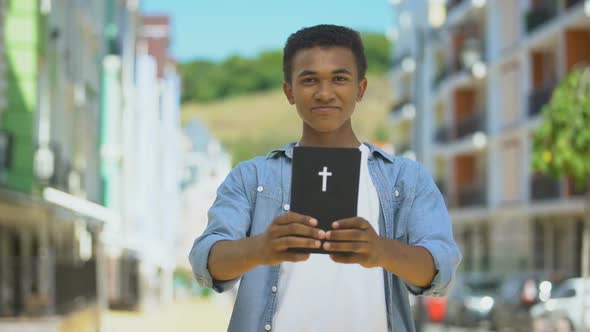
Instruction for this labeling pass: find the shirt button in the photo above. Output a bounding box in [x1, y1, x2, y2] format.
[264, 323, 272, 331]
[394, 190, 400, 197]
[272, 286, 278, 293]
[257, 186, 264, 192]
[283, 204, 290, 211]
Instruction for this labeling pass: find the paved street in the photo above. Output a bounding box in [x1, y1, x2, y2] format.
[423, 324, 492, 332]
[102, 293, 492, 332]
[103, 293, 234, 332]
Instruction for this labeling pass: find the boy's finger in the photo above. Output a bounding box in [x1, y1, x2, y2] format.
[331, 217, 370, 230]
[275, 223, 325, 239]
[325, 229, 366, 241]
[282, 252, 311, 262]
[272, 236, 322, 251]
[329, 253, 361, 264]
[323, 241, 366, 253]
[275, 212, 317, 226]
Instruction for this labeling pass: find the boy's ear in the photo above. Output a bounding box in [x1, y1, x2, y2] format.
[283, 82, 295, 105]
[356, 78, 368, 102]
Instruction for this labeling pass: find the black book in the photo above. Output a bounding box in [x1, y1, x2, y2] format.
[289, 146, 361, 254]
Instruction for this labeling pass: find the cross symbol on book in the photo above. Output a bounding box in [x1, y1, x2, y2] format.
[318, 166, 332, 192]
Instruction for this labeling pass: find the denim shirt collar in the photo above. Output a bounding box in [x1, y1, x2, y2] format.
[265, 141, 395, 163]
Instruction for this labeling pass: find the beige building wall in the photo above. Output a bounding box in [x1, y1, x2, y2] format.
[498, 0, 522, 51]
[501, 139, 523, 204]
[500, 63, 522, 128]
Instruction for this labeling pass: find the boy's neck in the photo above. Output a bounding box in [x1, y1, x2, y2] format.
[298, 126, 361, 148]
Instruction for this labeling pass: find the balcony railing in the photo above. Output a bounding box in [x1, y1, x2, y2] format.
[565, 0, 584, 9]
[446, 0, 467, 12]
[568, 177, 589, 197]
[528, 82, 556, 117]
[525, 2, 558, 34]
[434, 125, 452, 143]
[530, 173, 561, 201]
[391, 53, 410, 70]
[433, 42, 484, 89]
[434, 66, 450, 88]
[456, 111, 486, 139]
[433, 111, 485, 143]
[457, 182, 487, 207]
[391, 99, 411, 116]
[450, 57, 467, 77]
[433, 59, 466, 88]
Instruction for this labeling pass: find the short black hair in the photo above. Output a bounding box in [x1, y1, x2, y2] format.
[283, 24, 367, 83]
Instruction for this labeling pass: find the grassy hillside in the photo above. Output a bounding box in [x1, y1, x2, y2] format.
[181, 74, 392, 165]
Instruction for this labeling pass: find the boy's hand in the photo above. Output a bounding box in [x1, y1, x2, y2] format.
[323, 217, 385, 268]
[257, 212, 325, 265]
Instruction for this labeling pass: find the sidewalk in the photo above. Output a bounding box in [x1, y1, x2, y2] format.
[103, 293, 234, 332]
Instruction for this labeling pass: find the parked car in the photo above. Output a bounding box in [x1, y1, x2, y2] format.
[423, 296, 447, 322]
[409, 293, 447, 328]
[444, 272, 501, 328]
[491, 271, 569, 332]
[531, 277, 590, 332]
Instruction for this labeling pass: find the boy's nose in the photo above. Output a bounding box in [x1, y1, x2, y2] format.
[314, 81, 335, 101]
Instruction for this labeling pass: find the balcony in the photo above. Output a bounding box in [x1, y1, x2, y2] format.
[391, 53, 410, 71]
[433, 112, 485, 143]
[435, 125, 452, 144]
[434, 66, 450, 88]
[530, 173, 561, 201]
[391, 98, 411, 116]
[434, 39, 484, 89]
[528, 82, 556, 117]
[457, 182, 487, 207]
[525, 2, 558, 34]
[434, 59, 465, 88]
[568, 177, 589, 197]
[447, 0, 467, 12]
[456, 111, 486, 139]
[565, 0, 584, 9]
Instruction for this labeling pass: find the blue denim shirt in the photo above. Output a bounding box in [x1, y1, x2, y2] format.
[189, 142, 461, 332]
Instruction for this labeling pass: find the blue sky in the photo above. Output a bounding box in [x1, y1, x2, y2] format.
[141, 0, 393, 63]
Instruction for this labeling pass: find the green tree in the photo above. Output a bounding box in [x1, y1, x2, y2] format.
[361, 32, 392, 75]
[178, 32, 393, 103]
[532, 67, 590, 294]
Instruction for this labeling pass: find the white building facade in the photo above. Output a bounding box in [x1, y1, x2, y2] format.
[389, 0, 590, 274]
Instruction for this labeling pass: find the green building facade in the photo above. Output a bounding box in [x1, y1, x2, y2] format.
[0, 0, 42, 193]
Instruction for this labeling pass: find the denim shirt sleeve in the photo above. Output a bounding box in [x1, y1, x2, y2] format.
[188, 162, 253, 293]
[405, 164, 462, 297]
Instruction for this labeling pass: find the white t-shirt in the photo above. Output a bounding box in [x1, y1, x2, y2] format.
[272, 144, 388, 332]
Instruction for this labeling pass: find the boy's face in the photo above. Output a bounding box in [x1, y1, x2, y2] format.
[283, 46, 367, 134]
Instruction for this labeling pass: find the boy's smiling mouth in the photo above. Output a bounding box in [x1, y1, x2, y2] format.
[311, 106, 341, 113]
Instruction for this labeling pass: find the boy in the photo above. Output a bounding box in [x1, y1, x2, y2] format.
[189, 24, 461, 332]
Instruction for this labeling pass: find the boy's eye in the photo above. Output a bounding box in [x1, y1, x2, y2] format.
[302, 77, 317, 83]
[334, 76, 348, 82]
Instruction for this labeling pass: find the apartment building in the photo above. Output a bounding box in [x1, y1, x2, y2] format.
[389, 0, 590, 275]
